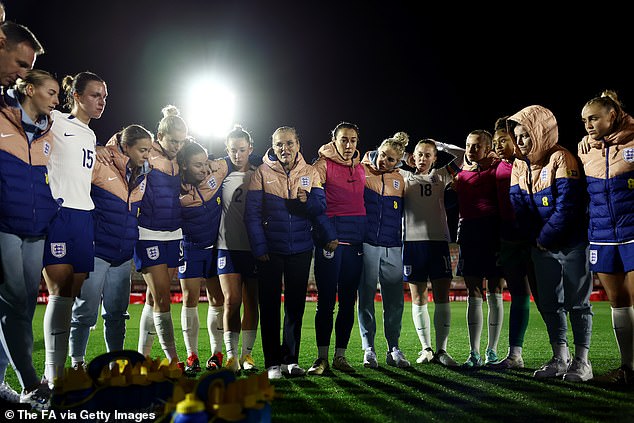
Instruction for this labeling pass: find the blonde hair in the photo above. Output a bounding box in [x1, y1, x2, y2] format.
[15, 69, 57, 102]
[379, 131, 409, 157]
[583, 90, 623, 112]
[157, 105, 187, 136]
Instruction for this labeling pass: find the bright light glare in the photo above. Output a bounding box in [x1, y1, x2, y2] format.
[185, 77, 236, 139]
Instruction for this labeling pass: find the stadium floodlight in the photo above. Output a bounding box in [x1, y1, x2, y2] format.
[184, 75, 236, 139]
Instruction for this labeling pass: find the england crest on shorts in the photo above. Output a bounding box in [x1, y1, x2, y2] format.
[589, 249, 598, 265]
[179, 262, 187, 274]
[322, 249, 334, 259]
[403, 265, 412, 277]
[146, 246, 160, 260]
[623, 148, 634, 163]
[393, 180, 400, 190]
[43, 141, 51, 156]
[50, 242, 66, 258]
[218, 256, 226, 270]
[300, 176, 310, 188]
[540, 168, 549, 181]
[208, 177, 217, 190]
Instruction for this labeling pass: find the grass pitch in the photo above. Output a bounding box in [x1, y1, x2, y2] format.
[10, 300, 634, 422]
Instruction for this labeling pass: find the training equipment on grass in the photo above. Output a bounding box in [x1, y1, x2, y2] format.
[50, 350, 276, 422]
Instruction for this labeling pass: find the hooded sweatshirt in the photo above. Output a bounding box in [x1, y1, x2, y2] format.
[509, 105, 587, 250]
[311, 141, 366, 246]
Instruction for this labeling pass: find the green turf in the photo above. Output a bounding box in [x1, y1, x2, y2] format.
[9, 300, 634, 422]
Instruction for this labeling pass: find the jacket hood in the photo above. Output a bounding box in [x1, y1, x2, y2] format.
[361, 150, 403, 174]
[262, 148, 306, 173]
[4, 88, 52, 130]
[604, 112, 634, 146]
[509, 105, 558, 163]
[318, 141, 361, 166]
[105, 134, 151, 179]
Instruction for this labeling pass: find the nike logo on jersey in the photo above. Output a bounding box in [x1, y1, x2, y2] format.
[64, 132, 75, 137]
[0, 133, 13, 138]
[265, 180, 275, 184]
[107, 177, 117, 181]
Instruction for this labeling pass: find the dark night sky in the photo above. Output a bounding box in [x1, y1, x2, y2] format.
[7, 0, 632, 160]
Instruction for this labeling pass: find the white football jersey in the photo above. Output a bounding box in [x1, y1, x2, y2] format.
[401, 167, 453, 242]
[47, 111, 96, 210]
[216, 169, 253, 251]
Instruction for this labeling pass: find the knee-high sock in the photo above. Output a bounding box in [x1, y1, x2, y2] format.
[486, 293, 503, 352]
[137, 304, 155, 357]
[223, 331, 240, 359]
[154, 311, 177, 361]
[43, 295, 73, 383]
[181, 306, 199, 357]
[434, 303, 451, 351]
[241, 329, 256, 358]
[207, 305, 224, 354]
[412, 303, 432, 350]
[466, 297, 483, 353]
[612, 306, 634, 369]
[509, 295, 530, 348]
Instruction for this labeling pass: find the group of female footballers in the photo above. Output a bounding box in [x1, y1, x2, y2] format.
[0, 6, 633, 410]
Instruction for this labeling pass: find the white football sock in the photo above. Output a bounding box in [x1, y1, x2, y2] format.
[486, 292, 504, 352]
[466, 297, 483, 354]
[207, 305, 224, 354]
[181, 306, 199, 357]
[241, 329, 256, 358]
[612, 306, 634, 368]
[224, 331, 239, 359]
[412, 303, 432, 350]
[154, 311, 177, 361]
[43, 295, 73, 383]
[137, 304, 156, 357]
[434, 302, 451, 351]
